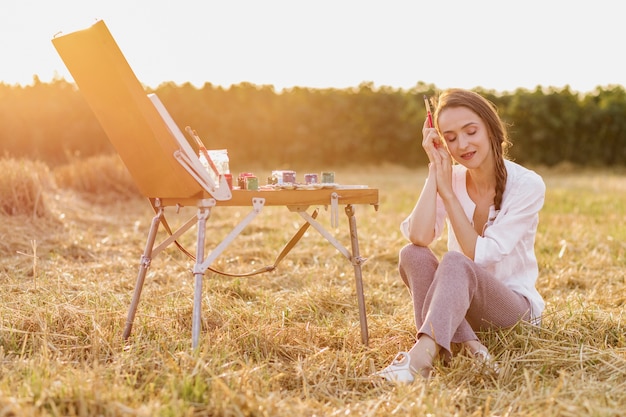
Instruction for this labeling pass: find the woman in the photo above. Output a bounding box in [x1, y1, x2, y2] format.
[376, 89, 545, 382]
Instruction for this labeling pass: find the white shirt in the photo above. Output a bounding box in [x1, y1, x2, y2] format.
[401, 160, 546, 320]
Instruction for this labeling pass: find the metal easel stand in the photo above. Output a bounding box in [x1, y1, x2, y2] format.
[122, 197, 265, 349]
[191, 197, 265, 349]
[295, 202, 369, 346]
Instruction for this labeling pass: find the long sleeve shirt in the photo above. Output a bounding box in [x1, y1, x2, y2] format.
[401, 160, 546, 320]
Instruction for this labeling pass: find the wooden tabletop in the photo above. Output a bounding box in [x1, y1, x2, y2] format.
[153, 187, 379, 209]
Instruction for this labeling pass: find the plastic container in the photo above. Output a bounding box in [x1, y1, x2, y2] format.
[199, 149, 230, 185]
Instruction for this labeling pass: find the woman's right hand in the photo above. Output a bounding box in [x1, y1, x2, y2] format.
[422, 118, 454, 199]
[422, 118, 442, 164]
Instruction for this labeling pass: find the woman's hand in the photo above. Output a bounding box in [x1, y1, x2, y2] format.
[421, 118, 454, 200]
[433, 144, 454, 200]
[421, 118, 442, 164]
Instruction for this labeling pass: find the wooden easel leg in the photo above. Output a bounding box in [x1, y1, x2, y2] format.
[123, 208, 163, 341]
[192, 206, 210, 350]
[345, 204, 369, 346]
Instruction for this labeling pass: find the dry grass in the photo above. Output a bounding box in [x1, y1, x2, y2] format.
[1, 158, 625, 416]
[0, 156, 54, 217]
[53, 153, 140, 202]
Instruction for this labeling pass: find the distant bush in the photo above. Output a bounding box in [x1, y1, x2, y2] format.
[2, 80, 626, 168]
[53, 153, 140, 201]
[0, 156, 53, 216]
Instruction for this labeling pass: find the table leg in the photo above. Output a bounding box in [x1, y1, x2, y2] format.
[123, 208, 163, 341]
[345, 204, 369, 346]
[192, 206, 210, 350]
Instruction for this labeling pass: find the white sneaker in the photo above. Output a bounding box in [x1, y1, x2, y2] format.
[374, 352, 417, 383]
[474, 348, 500, 374]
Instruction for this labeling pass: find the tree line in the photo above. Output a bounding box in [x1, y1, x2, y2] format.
[2, 77, 625, 168]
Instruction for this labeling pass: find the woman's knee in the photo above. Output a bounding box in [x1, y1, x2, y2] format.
[399, 244, 435, 268]
[440, 250, 470, 265]
[437, 251, 476, 283]
[398, 244, 437, 290]
[398, 244, 437, 279]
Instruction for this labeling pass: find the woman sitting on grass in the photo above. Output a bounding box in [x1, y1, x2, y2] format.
[376, 88, 546, 382]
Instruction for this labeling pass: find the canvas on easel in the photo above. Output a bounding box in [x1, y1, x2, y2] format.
[52, 20, 230, 201]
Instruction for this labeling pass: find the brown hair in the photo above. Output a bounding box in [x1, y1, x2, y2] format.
[433, 89, 511, 210]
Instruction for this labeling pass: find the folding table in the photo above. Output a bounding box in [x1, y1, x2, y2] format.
[52, 20, 379, 348]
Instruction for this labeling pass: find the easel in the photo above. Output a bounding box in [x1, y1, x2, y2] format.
[52, 20, 379, 348]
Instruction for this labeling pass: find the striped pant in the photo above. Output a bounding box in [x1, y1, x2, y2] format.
[398, 244, 531, 355]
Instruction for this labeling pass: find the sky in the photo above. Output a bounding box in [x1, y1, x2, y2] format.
[1, 0, 624, 93]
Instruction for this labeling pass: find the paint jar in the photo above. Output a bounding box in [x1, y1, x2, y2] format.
[238, 172, 255, 189]
[304, 173, 319, 184]
[321, 171, 335, 183]
[245, 176, 259, 190]
[282, 170, 296, 184]
[270, 170, 284, 185]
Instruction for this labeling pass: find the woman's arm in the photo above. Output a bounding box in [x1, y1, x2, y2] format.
[429, 134, 480, 259]
[441, 192, 479, 259]
[405, 164, 439, 245]
[404, 119, 447, 245]
[474, 171, 546, 266]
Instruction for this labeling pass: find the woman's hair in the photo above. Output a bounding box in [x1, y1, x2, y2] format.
[433, 88, 511, 210]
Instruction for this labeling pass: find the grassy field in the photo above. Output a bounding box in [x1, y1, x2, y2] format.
[1, 156, 625, 416]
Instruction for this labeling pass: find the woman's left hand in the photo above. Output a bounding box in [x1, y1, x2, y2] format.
[432, 143, 454, 200]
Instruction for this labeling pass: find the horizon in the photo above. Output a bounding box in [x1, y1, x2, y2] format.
[5, 74, 621, 96]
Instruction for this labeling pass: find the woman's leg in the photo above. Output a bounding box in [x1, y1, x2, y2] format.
[398, 246, 481, 359]
[397, 245, 442, 377]
[419, 251, 531, 357]
[398, 244, 439, 331]
[386, 246, 530, 380]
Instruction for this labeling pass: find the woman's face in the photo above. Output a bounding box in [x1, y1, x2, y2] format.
[437, 106, 493, 170]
